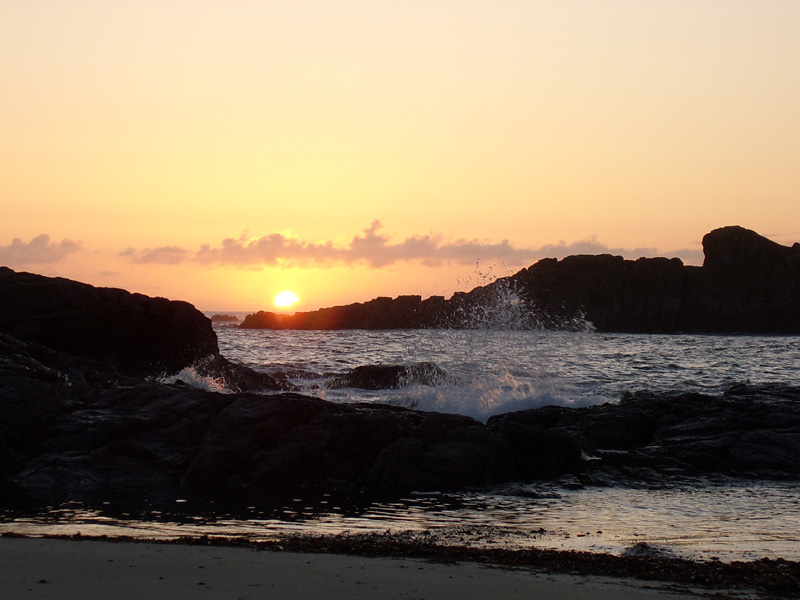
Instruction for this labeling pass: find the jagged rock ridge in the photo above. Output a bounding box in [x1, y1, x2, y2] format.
[242, 226, 800, 333]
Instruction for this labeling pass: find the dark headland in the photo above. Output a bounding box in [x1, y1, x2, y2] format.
[2, 225, 800, 595]
[242, 225, 800, 333]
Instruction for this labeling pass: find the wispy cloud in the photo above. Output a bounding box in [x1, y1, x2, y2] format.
[193, 221, 541, 268]
[520, 236, 702, 266]
[118, 221, 703, 269]
[119, 245, 192, 265]
[536, 236, 659, 260]
[0, 234, 81, 265]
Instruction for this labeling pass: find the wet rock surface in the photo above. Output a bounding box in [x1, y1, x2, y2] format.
[489, 383, 800, 484]
[2, 329, 799, 506]
[0, 334, 522, 502]
[325, 362, 447, 390]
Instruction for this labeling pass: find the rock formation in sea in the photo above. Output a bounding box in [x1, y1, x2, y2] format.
[241, 226, 800, 333]
[210, 314, 239, 322]
[2, 327, 799, 505]
[0, 267, 288, 391]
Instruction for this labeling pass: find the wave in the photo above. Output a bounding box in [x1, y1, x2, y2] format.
[158, 366, 231, 393]
[271, 362, 615, 422]
[380, 371, 611, 422]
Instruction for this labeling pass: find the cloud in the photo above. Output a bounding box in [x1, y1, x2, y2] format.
[535, 236, 659, 260]
[119, 245, 192, 265]
[536, 237, 703, 266]
[0, 234, 81, 265]
[192, 221, 543, 268]
[119, 221, 703, 269]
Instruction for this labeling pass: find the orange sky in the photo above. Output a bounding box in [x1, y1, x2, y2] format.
[2, 1, 799, 311]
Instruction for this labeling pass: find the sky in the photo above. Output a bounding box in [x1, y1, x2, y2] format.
[2, 1, 799, 311]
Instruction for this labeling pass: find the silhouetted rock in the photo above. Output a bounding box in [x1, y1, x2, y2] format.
[241, 295, 441, 330]
[326, 363, 447, 390]
[210, 314, 239, 322]
[0, 334, 566, 502]
[488, 383, 800, 483]
[0, 267, 289, 391]
[681, 226, 800, 332]
[0, 267, 217, 376]
[181, 395, 516, 499]
[3, 330, 799, 506]
[240, 226, 800, 334]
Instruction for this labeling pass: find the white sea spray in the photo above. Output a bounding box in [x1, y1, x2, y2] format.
[158, 366, 230, 393]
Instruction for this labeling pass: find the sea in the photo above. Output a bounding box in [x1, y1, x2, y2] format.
[3, 318, 800, 563]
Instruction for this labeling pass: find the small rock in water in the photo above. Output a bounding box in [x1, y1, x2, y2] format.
[557, 474, 584, 490]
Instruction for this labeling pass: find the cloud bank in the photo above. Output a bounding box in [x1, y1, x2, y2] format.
[119, 221, 703, 268]
[0, 234, 81, 265]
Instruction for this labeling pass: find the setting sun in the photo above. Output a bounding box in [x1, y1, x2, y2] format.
[274, 290, 299, 308]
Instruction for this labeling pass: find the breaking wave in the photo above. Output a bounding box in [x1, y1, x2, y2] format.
[158, 366, 231, 393]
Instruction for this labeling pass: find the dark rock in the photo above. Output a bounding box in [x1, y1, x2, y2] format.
[210, 314, 239, 322]
[241, 295, 440, 330]
[0, 267, 288, 391]
[486, 419, 584, 480]
[326, 363, 447, 390]
[488, 383, 800, 482]
[0, 267, 217, 377]
[240, 226, 800, 334]
[681, 226, 800, 332]
[192, 354, 297, 393]
[0, 335, 564, 503]
[182, 395, 515, 499]
[240, 311, 288, 329]
[3, 333, 800, 505]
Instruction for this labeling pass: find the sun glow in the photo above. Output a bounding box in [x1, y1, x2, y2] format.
[274, 290, 299, 308]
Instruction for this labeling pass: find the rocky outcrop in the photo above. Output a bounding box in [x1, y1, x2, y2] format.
[241, 226, 800, 333]
[489, 383, 800, 484]
[2, 331, 799, 506]
[0, 267, 217, 376]
[242, 295, 448, 330]
[326, 363, 447, 390]
[681, 227, 800, 332]
[0, 267, 290, 391]
[0, 333, 579, 503]
[210, 314, 239, 322]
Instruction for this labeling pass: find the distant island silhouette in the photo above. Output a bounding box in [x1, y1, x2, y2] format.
[241, 226, 800, 334]
[210, 314, 240, 322]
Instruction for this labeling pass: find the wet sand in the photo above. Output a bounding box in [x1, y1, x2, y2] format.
[1, 536, 715, 600]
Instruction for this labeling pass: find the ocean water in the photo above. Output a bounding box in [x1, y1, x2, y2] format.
[4, 324, 800, 562]
[213, 325, 800, 422]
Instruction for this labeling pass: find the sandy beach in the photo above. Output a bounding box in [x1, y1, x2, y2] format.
[0, 536, 720, 600]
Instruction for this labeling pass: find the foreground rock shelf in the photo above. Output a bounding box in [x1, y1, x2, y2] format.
[2, 330, 799, 505]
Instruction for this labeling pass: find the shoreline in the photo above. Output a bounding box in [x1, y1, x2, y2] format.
[3, 531, 798, 598]
[0, 535, 751, 600]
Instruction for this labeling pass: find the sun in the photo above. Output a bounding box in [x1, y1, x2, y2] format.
[273, 290, 299, 308]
